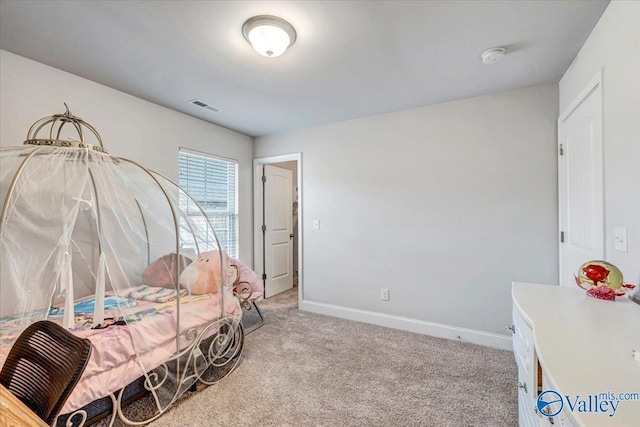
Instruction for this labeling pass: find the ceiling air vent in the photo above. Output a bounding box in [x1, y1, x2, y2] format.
[188, 99, 221, 113]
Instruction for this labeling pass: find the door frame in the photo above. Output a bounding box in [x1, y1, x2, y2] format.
[557, 69, 604, 286]
[253, 153, 303, 303]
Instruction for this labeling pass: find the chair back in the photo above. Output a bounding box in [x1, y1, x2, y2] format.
[0, 320, 92, 424]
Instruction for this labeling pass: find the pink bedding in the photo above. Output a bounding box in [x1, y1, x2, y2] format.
[0, 292, 241, 415]
[60, 293, 241, 414]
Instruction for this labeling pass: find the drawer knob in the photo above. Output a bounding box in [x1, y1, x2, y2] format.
[517, 381, 528, 393]
[505, 325, 516, 334]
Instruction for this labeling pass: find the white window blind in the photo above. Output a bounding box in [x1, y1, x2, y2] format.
[178, 149, 238, 258]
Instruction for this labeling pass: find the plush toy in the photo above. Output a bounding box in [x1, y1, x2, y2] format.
[179, 250, 229, 294]
[142, 253, 193, 288]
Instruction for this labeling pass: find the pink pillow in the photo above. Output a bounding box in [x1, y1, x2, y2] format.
[229, 257, 263, 298]
[142, 253, 193, 288]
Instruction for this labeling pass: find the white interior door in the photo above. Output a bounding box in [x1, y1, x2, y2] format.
[559, 81, 603, 286]
[263, 165, 293, 298]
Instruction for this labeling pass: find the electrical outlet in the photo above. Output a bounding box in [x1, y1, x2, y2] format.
[381, 289, 389, 301]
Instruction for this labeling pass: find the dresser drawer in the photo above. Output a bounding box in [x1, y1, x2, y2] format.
[513, 301, 540, 427]
[512, 305, 534, 374]
[540, 370, 578, 427]
[518, 368, 539, 427]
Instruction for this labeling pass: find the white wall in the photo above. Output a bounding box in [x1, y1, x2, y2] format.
[559, 1, 640, 284]
[256, 84, 559, 347]
[0, 50, 254, 264]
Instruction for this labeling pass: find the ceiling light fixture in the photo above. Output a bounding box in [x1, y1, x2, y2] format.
[481, 47, 506, 64]
[242, 15, 296, 58]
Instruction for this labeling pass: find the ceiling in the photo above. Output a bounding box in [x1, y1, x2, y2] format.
[0, 1, 608, 137]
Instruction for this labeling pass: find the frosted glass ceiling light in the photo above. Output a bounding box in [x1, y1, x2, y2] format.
[242, 15, 296, 58]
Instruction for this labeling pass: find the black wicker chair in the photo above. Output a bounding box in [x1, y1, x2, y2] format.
[0, 320, 92, 425]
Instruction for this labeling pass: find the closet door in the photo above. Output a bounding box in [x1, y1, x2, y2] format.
[558, 74, 603, 286]
[263, 165, 294, 297]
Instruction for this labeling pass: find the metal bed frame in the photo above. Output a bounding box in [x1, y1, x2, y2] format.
[0, 105, 248, 426]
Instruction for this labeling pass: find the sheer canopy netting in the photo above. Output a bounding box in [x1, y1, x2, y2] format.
[0, 143, 241, 418]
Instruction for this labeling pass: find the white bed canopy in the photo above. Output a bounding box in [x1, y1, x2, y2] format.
[0, 105, 243, 425]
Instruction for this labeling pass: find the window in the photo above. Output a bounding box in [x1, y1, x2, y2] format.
[178, 148, 238, 258]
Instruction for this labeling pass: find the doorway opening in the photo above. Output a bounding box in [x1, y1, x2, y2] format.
[253, 154, 302, 304]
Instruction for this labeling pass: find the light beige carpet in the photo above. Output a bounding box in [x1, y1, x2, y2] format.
[98, 288, 517, 426]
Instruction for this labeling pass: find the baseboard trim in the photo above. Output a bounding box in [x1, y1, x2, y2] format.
[300, 300, 512, 351]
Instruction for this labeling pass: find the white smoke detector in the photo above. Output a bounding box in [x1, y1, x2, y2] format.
[481, 47, 506, 64]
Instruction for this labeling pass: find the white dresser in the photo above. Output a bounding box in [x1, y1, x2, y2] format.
[511, 282, 640, 427]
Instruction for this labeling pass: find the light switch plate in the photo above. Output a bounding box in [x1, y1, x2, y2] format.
[312, 219, 319, 230]
[614, 227, 627, 252]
